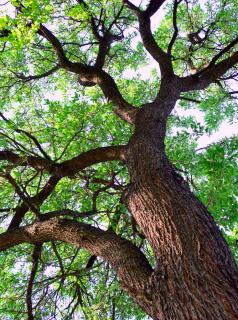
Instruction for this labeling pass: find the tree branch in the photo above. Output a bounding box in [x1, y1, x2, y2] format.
[70, 64, 138, 124]
[26, 244, 42, 320]
[0, 145, 126, 177]
[124, 0, 173, 77]
[167, 0, 181, 55]
[1, 13, 137, 124]
[203, 36, 238, 70]
[0, 150, 54, 171]
[181, 37, 238, 91]
[55, 145, 125, 177]
[1, 145, 124, 229]
[9, 65, 60, 83]
[144, 0, 166, 18]
[179, 96, 201, 104]
[36, 23, 137, 123]
[77, 1, 124, 69]
[8, 176, 60, 230]
[38, 25, 69, 67]
[0, 218, 153, 301]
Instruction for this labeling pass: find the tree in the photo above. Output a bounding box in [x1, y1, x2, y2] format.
[0, 0, 237, 318]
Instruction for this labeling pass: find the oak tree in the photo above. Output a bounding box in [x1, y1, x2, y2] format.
[0, 0, 238, 319]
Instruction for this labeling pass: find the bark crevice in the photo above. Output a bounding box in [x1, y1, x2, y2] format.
[123, 95, 238, 319]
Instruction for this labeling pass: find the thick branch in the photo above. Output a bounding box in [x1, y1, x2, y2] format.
[139, 15, 173, 75]
[181, 38, 238, 91]
[38, 25, 69, 67]
[56, 145, 125, 177]
[95, 38, 111, 68]
[124, 0, 173, 77]
[0, 145, 125, 177]
[0, 218, 153, 300]
[69, 64, 137, 123]
[1, 16, 136, 123]
[201, 51, 238, 84]
[36, 24, 137, 123]
[145, 0, 166, 18]
[0, 150, 54, 171]
[2, 146, 124, 229]
[204, 36, 238, 69]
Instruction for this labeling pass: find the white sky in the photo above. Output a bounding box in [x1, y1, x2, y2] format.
[0, 0, 237, 150]
[124, 0, 238, 149]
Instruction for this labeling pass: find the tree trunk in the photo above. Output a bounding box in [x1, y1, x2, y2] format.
[124, 100, 238, 320]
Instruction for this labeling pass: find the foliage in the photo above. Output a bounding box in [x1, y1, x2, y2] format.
[0, 0, 237, 319]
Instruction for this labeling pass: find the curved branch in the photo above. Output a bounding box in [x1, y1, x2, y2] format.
[8, 175, 60, 230]
[68, 64, 137, 124]
[138, 15, 173, 76]
[0, 145, 126, 177]
[38, 25, 69, 67]
[9, 65, 60, 83]
[26, 244, 42, 320]
[2, 146, 125, 229]
[181, 51, 238, 91]
[56, 145, 125, 176]
[124, 0, 173, 77]
[1, 11, 137, 124]
[167, 0, 181, 55]
[181, 37, 238, 91]
[37, 24, 137, 124]
[0, 150, 54, 171]
[0, 218, 153, 301]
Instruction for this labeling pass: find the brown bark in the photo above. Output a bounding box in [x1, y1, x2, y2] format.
[123, 91, 238, 319]
[0, 218, 153, 311]
[2, 76, 237, 319]
[1, 1, 238, 318]
[0, 145, 125, 177]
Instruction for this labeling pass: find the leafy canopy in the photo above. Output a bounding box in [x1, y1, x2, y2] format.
[0, 0, 237, 319]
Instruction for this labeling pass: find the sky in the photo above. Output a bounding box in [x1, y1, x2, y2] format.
[0, 0, 237, 150]
[123, 0, 238, 149]
[0, 1, 237, 318]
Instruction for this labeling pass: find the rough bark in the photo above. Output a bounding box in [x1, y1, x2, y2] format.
[0, 218, 153, 311]
[1, 76, 238, 319]
[1, 1, 238, 318]
[123, 85, 238, 319]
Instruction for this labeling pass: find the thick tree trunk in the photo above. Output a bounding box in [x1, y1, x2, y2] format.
[124, 100, 238, 319]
